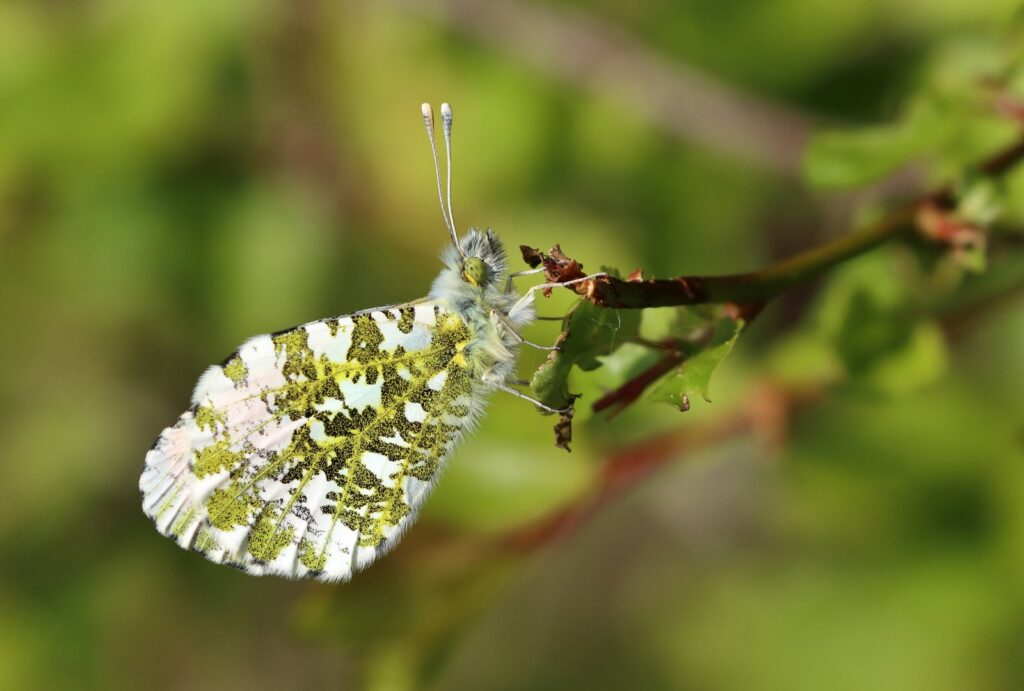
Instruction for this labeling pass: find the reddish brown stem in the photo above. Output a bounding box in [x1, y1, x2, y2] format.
[591, 350, 685, 417]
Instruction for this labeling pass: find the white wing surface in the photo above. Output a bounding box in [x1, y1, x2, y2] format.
[140, 301, 482, 581]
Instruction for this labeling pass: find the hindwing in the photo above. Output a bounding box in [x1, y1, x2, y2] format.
[140, 301, 479, 581]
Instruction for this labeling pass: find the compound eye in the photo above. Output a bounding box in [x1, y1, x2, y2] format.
[462, 257, 487, 286]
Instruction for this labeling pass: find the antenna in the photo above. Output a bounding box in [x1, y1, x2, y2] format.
[441, 102, 456, 241]
[421, 103, 463, 257]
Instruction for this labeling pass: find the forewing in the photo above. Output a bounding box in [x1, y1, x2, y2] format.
[140, 302, 480, 581]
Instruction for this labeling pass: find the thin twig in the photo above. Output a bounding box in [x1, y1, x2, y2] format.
[591, 349, 686, 417]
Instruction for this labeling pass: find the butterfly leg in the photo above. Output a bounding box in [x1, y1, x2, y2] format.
[492, 380, 571, 414]
[511, 272, 610, 315]
[493, 311, 559, 351]
[504, 267, 545, 293]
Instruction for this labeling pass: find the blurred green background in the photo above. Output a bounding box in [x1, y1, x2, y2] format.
[3, 1, 1024, 689]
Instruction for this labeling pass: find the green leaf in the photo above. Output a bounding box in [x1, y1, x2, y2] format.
[530, 295, 640, 410]
[648, 315, 745, 409]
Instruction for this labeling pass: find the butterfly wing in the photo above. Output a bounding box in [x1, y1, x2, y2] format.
[140, 301, 481, 581]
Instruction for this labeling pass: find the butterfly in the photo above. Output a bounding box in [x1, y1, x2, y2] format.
[140, 103, 601, 581]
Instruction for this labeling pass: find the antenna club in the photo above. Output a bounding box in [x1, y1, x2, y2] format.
[421, 100, 463, 257]
[440, 101, 457, 246]
[441, 103, 453, 132]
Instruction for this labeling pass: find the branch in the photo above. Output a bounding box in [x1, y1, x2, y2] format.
[521, 133, 1024, 419]
[523, 134, 1024, 311]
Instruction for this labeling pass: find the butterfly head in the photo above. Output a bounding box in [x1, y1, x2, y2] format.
[455, 227, 507, 288]
[462, 256, 488, 286]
